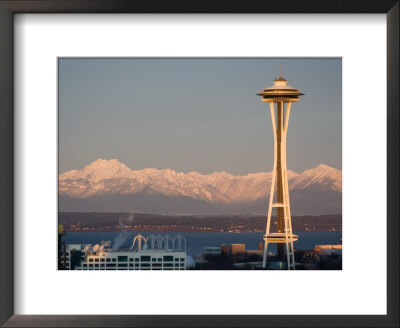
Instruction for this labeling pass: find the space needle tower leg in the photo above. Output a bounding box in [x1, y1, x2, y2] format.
[257, 69, 303, 270]
[262, 102, 278, 269]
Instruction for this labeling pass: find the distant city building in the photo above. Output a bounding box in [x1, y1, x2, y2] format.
[246, 249, 263, 257]
[65, 244, 85, 270]
[58, 224, 67, 270]
[64, 234, 187, 271]
[314, 244, 342, 256]
[229, 243, 246, 255]
[220, 244, 228, 254]
[240, 243, 264, 261]
[202, 246, 222, 257]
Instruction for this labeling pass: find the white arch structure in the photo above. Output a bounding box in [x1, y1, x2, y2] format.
[131, 234, 186, 252]
[131, 234, 147, 250]
[172, 234, 186, 252]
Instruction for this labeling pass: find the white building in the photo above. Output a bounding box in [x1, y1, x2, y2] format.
[65, 234, 187, 271]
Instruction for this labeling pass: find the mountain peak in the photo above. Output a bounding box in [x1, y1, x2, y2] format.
[87, 158, 127, 169]
[61, 158, 133, 183]
[315, 163, 338, 171]
[291, 164, 341, 192]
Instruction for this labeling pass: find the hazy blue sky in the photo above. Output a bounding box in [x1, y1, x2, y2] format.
[59, 58, 341, 175]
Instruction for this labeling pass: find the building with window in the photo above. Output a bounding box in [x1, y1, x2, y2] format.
[202, 246, 222, 257]
[65, 234, 187, 271]
[229, 243, 246, 255]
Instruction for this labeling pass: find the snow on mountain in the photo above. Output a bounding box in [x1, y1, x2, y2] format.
[203, 170, 299, 203]
[61, 158, 133, 182]
[290, 164, 342, 192]
[59, 159, 341, 206]
[60, 159, 232, 202]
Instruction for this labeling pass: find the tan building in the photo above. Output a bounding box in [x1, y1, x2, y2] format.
[229, 243, 246, 255]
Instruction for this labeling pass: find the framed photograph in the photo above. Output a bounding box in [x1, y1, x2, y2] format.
[0, 1, 398, 327]
[57, 57, 343, 272]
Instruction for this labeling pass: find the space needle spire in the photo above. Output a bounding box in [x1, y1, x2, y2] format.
[257, 68, 304, 270]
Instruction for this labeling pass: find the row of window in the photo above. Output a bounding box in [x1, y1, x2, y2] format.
[65, 254, 86, 259]
[76, 267, 184, 270]
[81, 263, 185, 268]
[87, 256, 185, 263]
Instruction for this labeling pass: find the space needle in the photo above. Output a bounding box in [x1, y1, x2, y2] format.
[257, 66, 304, 270]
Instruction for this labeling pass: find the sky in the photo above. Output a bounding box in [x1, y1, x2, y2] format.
[59, 58, 341, 175]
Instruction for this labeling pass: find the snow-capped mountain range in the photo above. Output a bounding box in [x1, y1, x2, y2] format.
[59, 159, 342, 215]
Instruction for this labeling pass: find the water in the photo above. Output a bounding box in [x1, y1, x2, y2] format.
[63, 231, 342, 256]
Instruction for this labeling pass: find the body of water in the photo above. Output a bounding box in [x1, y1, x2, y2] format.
[63, 231, 342, 256]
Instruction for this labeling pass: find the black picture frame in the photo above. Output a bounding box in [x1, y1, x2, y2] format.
[0, 1, 398, 327]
